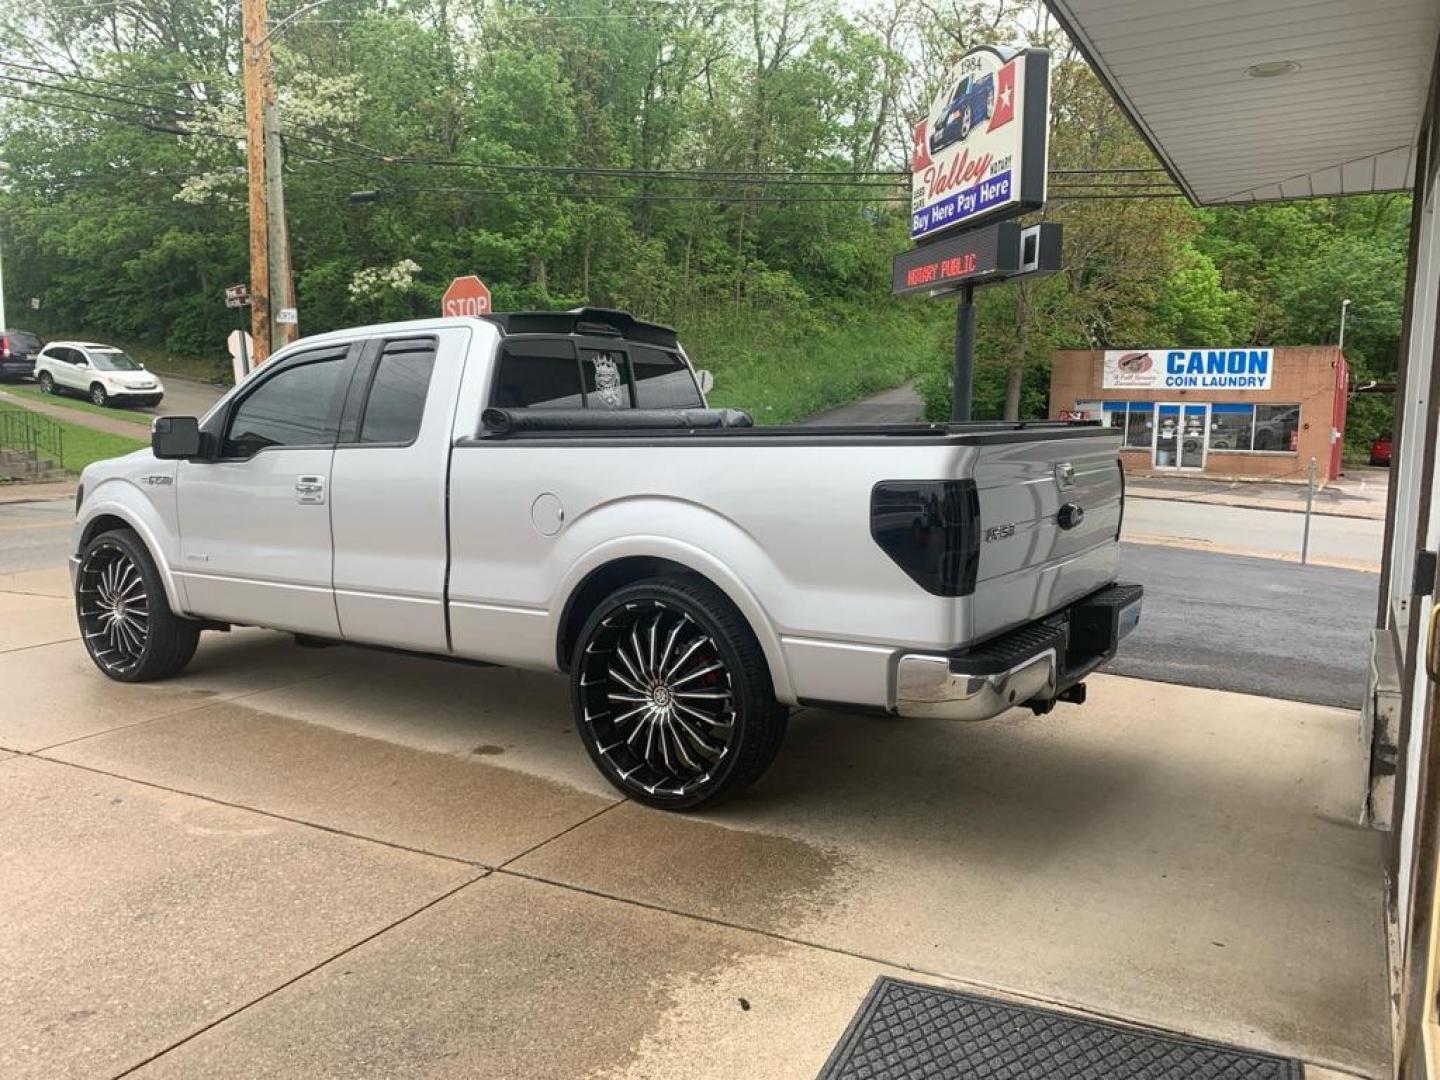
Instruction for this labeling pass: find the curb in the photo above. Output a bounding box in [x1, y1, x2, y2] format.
[1123, 532, 1380, 574]
[1125, 491, 1385, 522]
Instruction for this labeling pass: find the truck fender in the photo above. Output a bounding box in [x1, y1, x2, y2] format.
[553, 533, 797, 705]
[74, 482, 188, 614]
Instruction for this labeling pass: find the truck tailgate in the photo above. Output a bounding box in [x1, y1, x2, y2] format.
[968, 432, 1123, 642]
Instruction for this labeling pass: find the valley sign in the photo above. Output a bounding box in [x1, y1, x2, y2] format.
[910, 46, 1050, 243]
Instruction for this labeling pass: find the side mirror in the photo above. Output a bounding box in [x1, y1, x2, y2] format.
[152, 415, 201, 459]
[75, 359, 88, 368]
[695, 369, 714, 395]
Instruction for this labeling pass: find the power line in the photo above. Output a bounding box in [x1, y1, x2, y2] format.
[0, 71, 194, 117]
[0, 58, 221, 105]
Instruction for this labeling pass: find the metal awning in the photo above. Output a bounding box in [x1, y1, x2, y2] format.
[1046, 0, 1440, 203]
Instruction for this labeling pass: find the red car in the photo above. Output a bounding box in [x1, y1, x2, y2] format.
[1370, 432, 1393, 467]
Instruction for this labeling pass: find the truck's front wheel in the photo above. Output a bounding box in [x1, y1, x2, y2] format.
[75, 528, 200, 682]
[570, 576, 787, 811]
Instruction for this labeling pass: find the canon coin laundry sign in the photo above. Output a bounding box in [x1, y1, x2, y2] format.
[1103, 349, 1275, 391]
[909, 46, 1050, 243]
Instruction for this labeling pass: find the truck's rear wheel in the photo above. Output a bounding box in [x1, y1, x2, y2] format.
[570, 577, 787, 811]
[76, 528, 199, 682]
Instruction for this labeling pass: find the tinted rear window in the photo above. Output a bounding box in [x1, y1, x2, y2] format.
[492, 340, 585, 409]
[630, 345, 701, 409]
[6, 331, 41, 353]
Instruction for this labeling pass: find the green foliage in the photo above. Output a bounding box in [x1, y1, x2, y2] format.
[0, 0, 1410, 444]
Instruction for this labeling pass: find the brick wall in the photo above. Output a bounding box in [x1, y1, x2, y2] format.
[1049, 347, 1344, 483]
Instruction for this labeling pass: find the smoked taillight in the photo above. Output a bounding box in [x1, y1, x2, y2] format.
[870, 479, 981, 597]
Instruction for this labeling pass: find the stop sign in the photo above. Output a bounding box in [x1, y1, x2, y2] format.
[441, 275, 491, 317]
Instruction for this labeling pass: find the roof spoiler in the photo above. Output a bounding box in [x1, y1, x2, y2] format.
[481, 307, 679, 348]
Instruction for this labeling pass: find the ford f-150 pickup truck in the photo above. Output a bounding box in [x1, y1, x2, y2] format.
[70, 308, 1141, 809]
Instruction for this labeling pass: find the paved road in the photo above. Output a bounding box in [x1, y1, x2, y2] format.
[802, 380, 924, 425]
[0, 497, 72, 574]
[1123, 497, 1384, 569]
[134, 370, 227, 420]
[1107, 542, 1376, 708]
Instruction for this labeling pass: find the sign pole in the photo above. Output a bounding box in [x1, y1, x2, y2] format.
[952, 283, 976, 422]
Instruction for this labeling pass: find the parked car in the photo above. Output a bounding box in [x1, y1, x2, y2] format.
[0, 328, 45, 381]
[35, 341, 164, 407]
[1370, 432, 1393, 467]
[929, 71, 996, 153]
[69, 309, 1141, 810]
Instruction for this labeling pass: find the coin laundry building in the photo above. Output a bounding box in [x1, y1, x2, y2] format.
[1048, 344, 1350, 482]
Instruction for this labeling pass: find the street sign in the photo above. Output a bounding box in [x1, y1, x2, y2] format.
[224, 283, 251, 309]
[442, 275, 491, 318]
[891, 221, 1021, 296]
[909, 46, 1050, 243]
[275, 307, 298, 325]
[226, 329, 254, 385]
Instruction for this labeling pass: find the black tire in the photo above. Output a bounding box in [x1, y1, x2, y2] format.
[90, 383, 109, 407]
[570, 575, 788, 811]
[37, 370, 55, 394]
[958, 107, 972, 140]
[75, 528, 200, 682]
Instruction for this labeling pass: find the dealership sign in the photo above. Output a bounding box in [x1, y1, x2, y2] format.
[909, 46, 1050, 243]
[1103, 349, 1274, 390]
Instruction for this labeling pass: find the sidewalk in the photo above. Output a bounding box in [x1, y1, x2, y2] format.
[1126, 468, 1389, 520]
[0, 567, 1391, 1079]
[0, 388, 149, 439]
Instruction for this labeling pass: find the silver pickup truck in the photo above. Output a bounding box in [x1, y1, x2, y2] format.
[70, 308, 1141, 809]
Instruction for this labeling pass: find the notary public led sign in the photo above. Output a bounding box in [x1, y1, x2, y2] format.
[891, 222, 1022, 296]
[909, 46, 1050, 243]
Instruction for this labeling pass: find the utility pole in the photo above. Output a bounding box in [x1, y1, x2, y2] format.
[241, 0, 300, 361]
[241, 0, 272, 363]
[264, 96, 298, 348]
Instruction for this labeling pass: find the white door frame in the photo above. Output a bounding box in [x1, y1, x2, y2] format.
[1153, 401, 1210, 471]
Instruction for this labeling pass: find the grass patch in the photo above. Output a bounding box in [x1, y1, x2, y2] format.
[1, 382, 152, 425]
[0, 406, 146, 473]
[687, 310, 939, 424]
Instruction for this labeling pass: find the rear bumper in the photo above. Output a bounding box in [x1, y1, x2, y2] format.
[0, 359, 34, 378]
[895, 582, 1143, 721]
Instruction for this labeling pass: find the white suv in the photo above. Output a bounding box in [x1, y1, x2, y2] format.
[35, 341, 164, 408]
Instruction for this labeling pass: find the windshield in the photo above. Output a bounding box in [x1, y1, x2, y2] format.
[89, 350, 142, 372]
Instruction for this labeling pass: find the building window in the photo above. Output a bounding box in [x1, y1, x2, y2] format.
[1123, 402, 1155, 449]
[1253, 404, 1300, 451]
[1209, 403, 1254, 452]
[1208, 403, 1300, 452]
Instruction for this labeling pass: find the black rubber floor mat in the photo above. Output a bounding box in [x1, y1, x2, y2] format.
[817, 978, 1301, 1080]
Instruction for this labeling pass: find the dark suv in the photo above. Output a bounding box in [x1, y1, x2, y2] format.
[0, 329, 44, 381]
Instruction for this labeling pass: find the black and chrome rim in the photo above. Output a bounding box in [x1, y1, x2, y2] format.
[77, 542, 149, 674]
[578, 600, 737, 798]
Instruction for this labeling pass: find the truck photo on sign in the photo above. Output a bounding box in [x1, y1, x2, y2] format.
[910, 46, 1050, 243]
[1103, 348, 1274, 391]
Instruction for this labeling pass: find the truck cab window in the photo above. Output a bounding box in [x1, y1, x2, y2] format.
[630, 345, 703, 409]
[359, 340, 436, 444]
[223, 354, 347, 458]
[492, 340, 584, 409]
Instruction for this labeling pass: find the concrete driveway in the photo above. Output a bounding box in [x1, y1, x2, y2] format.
[0, 565, 1390, 1079]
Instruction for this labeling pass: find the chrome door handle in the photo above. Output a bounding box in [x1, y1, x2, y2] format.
[296, 475, 326, 504]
